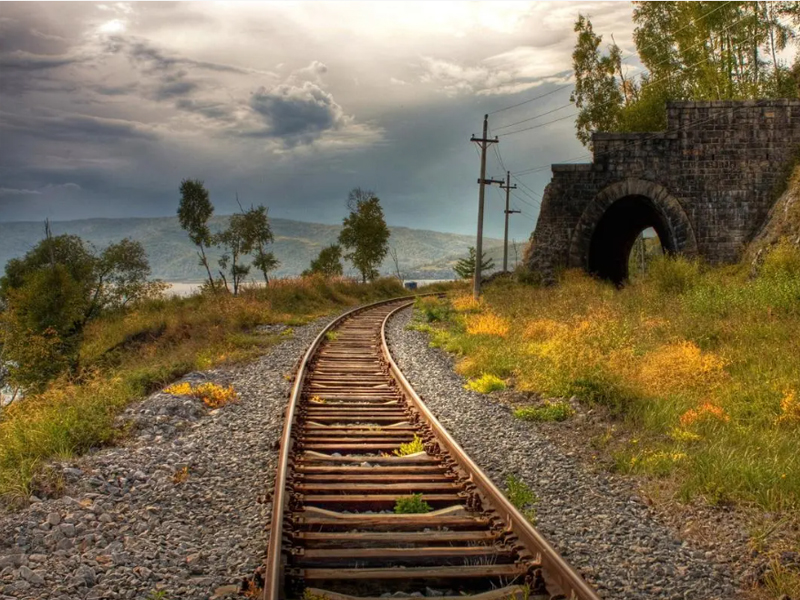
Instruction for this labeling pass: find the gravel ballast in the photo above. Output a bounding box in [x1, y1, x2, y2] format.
[386, 307, 739, 600]
[0, 317, 334, 600]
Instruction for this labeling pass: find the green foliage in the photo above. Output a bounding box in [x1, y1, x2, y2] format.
[240, 204, 278, 284]
[571, 3, 800, 145]
[0, 229, 159, 391]
[453, 246, 495, 279]
[646, 255, 701, 294]
[418, 258, 800, 510]
[393, 435, 424, 456]
[325, 331, 339, 342]
[571, 14, 624, 147]
[177, 179, 216, 290]
[465, 374, 506, 394]
[303, 244, 343, 277]
[393, 493, 432, 514]
[214, 212, 251, 295]
[414, 296, 453, 322]
[505, 475, 539, 523]
[514, 400, 575, 422]
[338, 188, 390, 282]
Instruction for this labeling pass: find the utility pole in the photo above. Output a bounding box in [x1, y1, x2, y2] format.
[470, 115, 500, 300]
[500, 170, 519, 273]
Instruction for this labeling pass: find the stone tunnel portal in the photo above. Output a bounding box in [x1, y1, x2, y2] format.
[587, 195, 672, 285]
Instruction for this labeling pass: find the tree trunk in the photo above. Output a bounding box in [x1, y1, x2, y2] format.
[198, 245, 216, 293]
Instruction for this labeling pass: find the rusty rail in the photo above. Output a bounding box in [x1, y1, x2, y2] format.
[262, 296, 600, 600]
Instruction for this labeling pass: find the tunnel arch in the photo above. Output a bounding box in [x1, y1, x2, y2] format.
[568, 179, 698, 284]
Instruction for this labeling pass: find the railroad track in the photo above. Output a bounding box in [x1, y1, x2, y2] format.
[262, 297, 600, 600]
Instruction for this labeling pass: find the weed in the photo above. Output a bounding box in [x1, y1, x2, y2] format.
[505, 475, 539, 523]
[163, 381, 238, 409]
[309, 395, 326, 404]
[514, 400, 575, 422]
[172, 467, 189, 484]
[393, 435, 424, 456]
[325, 331, 339, 342]
[145, 592, 169, 600]
[465, 374, 506, 394]
[394, 493, 432, 514]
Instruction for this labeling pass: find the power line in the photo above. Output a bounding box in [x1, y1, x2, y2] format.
[497, 111, 577, 137]
[494, 102, 574, 131]
[488, 80, 573, 115]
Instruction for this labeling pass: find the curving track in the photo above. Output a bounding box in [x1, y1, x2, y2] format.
[262, 297, 600, 600]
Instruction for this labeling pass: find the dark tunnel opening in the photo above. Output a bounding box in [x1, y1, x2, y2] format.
[588, 195, 674, 285]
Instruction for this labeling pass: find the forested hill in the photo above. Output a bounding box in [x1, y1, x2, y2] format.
[0, 217, 503, 281]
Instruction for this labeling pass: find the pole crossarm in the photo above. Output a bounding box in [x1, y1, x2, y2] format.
[479, 178, 506, 185]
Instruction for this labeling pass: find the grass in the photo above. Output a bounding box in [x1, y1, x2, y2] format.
[394, 493, 432, 514]
[505, 475, 539, 523]
[0, 276, 408, 506]
[413, 244, 800, 512]
[393, 434, 424, 456]
[465, 373, 506, 393]
[514, 400, 575, 422]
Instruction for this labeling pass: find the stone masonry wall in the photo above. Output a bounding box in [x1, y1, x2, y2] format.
[525, 99, 800, 278]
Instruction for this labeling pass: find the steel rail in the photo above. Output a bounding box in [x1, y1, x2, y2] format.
[263, 294, 600, 600]
[263, 295, 423, 599]
[381, 303, 600, 600]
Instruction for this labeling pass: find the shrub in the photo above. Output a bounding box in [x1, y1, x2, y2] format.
[647, 255, 701, 294]
[465, 312, 510, 337]
[394, 493, 432, 514]
[414, 296, 453, 322]
[514, 400, 575, 422]
[759, 239, 800, 280]
[465, 374, 506, 393]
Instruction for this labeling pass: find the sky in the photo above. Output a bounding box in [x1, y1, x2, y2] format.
[0, 1, 638, 242]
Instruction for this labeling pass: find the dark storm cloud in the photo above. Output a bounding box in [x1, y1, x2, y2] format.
[248, 82, 347, 144]
[152, 71, 199, 100]
[0, 50, 81, 71]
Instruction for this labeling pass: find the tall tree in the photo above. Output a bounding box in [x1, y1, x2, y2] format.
[303, 244, 343, 277]
[178, 179, 216, 292]
[215, 213, 250, 295]
[240, 203, 279, 284]
[338, 188, 390, 283]
[454, 247, 495, 280]
[571, 15, 625, 147]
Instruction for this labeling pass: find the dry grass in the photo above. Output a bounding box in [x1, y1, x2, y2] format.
[0, 276, 407, 505]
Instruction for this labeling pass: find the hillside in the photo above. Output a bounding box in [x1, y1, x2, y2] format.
[747, 165, 800, 266]
[0, 217, 504, 282]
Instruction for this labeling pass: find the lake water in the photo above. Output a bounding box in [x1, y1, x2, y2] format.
[165, 279, 453, 298]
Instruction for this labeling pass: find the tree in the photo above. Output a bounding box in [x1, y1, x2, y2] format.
[178, 179, 216, 292]
[240, 203, 279, 284]
[0, 227, 159, 390]
[303, 244, 343, 277]
[215, 213, 250, 295]
[338, 188, 390, 283]
[571, 15, 625, 147]
[572, 3, 800, 144]
[454, 247, 495, 279]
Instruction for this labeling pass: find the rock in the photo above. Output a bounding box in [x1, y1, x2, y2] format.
[18, 565, 45, 585]
[46, 512, 61, 527]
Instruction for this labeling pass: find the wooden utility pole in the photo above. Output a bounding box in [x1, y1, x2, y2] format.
[500, 170, 519, 273]
[470, 115, 500, 300]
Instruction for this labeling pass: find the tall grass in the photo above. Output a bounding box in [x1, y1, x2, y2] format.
[0, 276, 407, 505]
[416, 243, 800, 511]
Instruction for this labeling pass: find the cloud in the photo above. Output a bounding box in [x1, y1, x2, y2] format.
[0, 111, 159, 142]
[0, 50, 81, 70]
[152, 70, 199, 100]
[247, 81, 349, 144]
[0, 183, 80, 197]
[0, 187, 41, 197]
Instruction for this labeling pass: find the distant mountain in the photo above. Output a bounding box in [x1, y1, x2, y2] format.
[0, 216, 504, 282]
